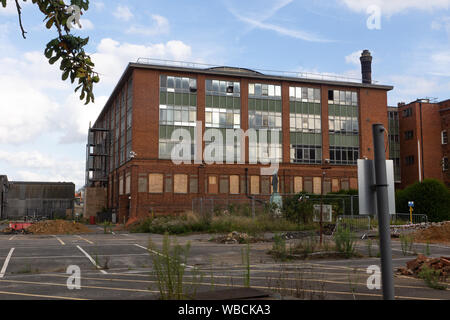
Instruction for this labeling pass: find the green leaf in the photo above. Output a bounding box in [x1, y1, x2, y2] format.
[62, 70, 70, 81]
[48, 56, 59, 65]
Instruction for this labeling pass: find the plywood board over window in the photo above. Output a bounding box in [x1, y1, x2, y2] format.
[294, 177, 303, 193]
[220, 176, 229, 194]
[313, 177, 322, 195]
[250, 176, 260, 195]
[332, 179, 340, 193]
[138, 174, 147, 193]
[341, 179, 350, 191]
[350, 178, 358, 190]
[119, 176, 124, 195]
[149, 173, 164, 193]
[304, 177, 313, 194]
[174, 174, 188, 194]
[208, 175, 218, 194]
[230, 175, 240, 194]
[125, 173, 131, 195]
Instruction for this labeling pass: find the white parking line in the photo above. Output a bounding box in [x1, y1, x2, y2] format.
[76, 245, 107, 274]
[76, 235, 94, 244]
[8, 235, 16, 241]
[0, 248, 15, 278]
[134, 244, 194, 269]
[52, 236, 65, 246]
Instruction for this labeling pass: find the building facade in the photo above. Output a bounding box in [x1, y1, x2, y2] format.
[87, 51, 394, 223]
[394, 99, 450, 188]
[4, 182, 75, 219]
[0, 175, 9, 219]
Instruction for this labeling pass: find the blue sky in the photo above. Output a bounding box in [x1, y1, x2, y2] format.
[0, 0, 449, 189]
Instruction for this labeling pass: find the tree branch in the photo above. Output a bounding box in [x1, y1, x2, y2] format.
[15, 0, 27, 39]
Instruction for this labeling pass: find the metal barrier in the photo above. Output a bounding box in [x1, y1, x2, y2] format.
[336, 215, 372, 233]
[391, 213, 428, 225]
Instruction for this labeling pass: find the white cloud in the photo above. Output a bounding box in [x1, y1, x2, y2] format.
[92, 38, 192, 85]
[127, 14, 170, 36]
[340, 0, 450, 16]
[0, 0, 31, 15]
[345, 50, 363, 65]
[93, 1, 105, 11]
[431, 16, 450, 35]
[72, 18, 95, 31]
[113, 5, 134, 21]
[0, 151, 85, 187]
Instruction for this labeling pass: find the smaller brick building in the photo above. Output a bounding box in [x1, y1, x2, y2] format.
[395, 99, 450, 188]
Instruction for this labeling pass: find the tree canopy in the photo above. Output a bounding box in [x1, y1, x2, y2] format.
[1, 0, 99, 104]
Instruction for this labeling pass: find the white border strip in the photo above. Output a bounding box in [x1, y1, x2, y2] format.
[134, 244, 194, 269]
[77, 245, 107, 274]
[0, 248, 15, 278]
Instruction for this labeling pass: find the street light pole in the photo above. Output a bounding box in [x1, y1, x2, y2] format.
[320, 160, 332, 246]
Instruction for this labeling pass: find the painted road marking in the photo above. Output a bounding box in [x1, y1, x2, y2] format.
[53, 236, 65, 246]
[76, 235, 94, 244]
[76, 245, 107, 274]
[0, 290, 87, 300]
[134, 244, 195, 269]
[8, 235, 16, 241]
[0, 248, 15, 278]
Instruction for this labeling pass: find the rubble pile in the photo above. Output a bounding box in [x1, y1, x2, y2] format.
[413, 222, 450, 243]
[391, 221, 450, 240]
[27, 220, 92, 235]
[397, 254, 450, 278]
[211, 231, 263, 244]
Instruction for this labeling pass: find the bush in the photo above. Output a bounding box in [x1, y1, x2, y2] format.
[282, 193, 314, 224]
[396, 179, 450, 222]
[334, 227, 356, 258]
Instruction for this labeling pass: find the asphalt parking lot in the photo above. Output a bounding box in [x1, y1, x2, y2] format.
[0, 226, 449, 300]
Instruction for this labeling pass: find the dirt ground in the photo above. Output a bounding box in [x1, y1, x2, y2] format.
[27, 220, 92, 235]
[413, 222, 450, 244]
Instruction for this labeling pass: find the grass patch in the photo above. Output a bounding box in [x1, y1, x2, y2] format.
[334, 227, 357, 259]
[400, 234, 415, 256]
[418, 265, 447, 290]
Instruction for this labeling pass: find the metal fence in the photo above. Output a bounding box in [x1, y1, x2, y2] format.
[391, 213, 428, 225]
[336, 215, 372, 233]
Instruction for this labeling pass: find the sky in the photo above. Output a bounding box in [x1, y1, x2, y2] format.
[0, 0, 449, 190]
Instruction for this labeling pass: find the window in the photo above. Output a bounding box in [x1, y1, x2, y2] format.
[119, 175, 124, 195]
[250, 176, 260, 195]
[443, 157, 449, 172]
[208, 176, 218, 194]
[403, 108, 412, 118]
[125, 172, 131, 194]
[190, 175, 198, 194]
[149, 174, 164, 193]
[405, 156, 415, 166]
[313, 177, 322, 195]
[230, 175, 240, 194]
[330, 146, 360, 165]
[442, 131, 448, 145]
[159, 75, 197, 160]
[174, 174, 188, 194]
[294, 177, 303, 193]
[405, 131, 414, 140]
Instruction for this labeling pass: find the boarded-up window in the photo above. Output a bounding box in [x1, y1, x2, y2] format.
[208, 176, 218, 194]
[332, 179, 340, 192]
[174, 174, 188, 194]
[294, 177, 303, 193]
[313, 177, 322, 195]
[220, 176, 229, 194]
[230, 175, 240, 194]
[138, 174, 147, 193]
[341, 179, 350, 191]
[165, 175, 173, 193]
[304, 177, 313, 194]
[240, 176, 247, 195]
[350, 178, 358, 190]
[119, 175, 124, 195]
[125, 173, 131, 194]
[261, 176, 270, 195]
[324, 179, 332, 194]
[190, 175, 198, 194]
[250, 176, 260, 195]
[149, 174, 164, 193]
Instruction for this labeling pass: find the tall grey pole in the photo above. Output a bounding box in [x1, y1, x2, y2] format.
[372, 124, 395, 300]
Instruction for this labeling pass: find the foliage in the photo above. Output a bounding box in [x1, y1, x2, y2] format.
[292, 236, 319, 258]
[334, 227, 356, 258]
[271, 234, 289, 261]
[418, 265, 447, 290]
[282, 193, 315, 224]
[1, 0, 99, 104]
[400, 234, 415, 256]
[396, 179, 450, 222]
[149, 233, 202, 300]
[241, 243, 251, 288]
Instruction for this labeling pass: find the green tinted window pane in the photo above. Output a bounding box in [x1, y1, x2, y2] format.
[206, 95, 212, 108]
[290, 101, 295, 113]
[276, 101, 282, 113]
[256, 99, 262, 111]
[183, 93, 189, 106]
[302, 103, 308, 114]
[263, 99, 269, 112]
[328, 104, 334, 116]
[190, 94, 197, 107]
[234, 97, 241, 109]
[159, 126, 165, 139]
[219, 96, 226, 108]
[249, 98, 255, 110]
[329, 134, 335, 146]
[226, 97, 233, 109]
[213, 95, 219, 107]
[175, 93, 182, 106]
[160, 92, 167, 105]
[315, 104, 321, 116]
[168, 92, 174, 105]
[290, 132, 296, 144]
[269, 100, 275, 112]
[315, 134, 322, 145]
[297, 132, 303, 143]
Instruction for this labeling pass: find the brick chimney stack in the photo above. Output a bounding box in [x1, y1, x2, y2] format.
[360, 50, 373, 84]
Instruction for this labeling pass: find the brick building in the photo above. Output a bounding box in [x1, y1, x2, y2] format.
[86, 50, 394, 223]
[394, 99, 450, 188]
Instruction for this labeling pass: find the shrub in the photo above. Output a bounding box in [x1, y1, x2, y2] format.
[334, 227, 356, 258]
[418, 265, 447, 290]
[396, 179, 450, 222]
[282, 193, 314, 224]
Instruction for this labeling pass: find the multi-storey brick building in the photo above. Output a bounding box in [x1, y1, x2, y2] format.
[394, 99, 450, 188]
[86, 51, 394, 223]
